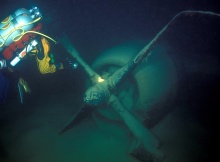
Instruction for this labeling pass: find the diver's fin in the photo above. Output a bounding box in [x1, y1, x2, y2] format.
[18, 81, 23, 104]
[59, 104, 93, 135]
[17, 78, 31, 104]
[19, 78, 31, 94]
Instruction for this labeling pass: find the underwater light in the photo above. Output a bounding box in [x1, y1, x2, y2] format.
[98, 77, 104, 82]
[73, 62, 78, 69]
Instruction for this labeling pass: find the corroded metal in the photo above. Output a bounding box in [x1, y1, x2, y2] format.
[62, 10, 220, 162]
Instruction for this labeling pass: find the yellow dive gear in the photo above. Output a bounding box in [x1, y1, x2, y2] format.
[36, 37, 63, 74]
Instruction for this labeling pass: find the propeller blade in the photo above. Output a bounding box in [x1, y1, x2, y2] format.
[59, 104, 94, 135]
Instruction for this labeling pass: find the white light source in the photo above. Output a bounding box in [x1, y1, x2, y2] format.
[98, 77, 104, 82]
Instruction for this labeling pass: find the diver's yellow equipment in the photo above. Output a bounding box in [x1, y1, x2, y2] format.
[36, 37, 63, 74]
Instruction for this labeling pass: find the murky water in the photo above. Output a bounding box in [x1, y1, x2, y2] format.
[1, 1, 219, 162]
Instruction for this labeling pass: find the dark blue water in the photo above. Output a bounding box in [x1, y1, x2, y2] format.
[0, 1, 219, 162]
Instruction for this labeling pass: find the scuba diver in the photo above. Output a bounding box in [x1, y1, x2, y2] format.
[0, 7, 78, 104]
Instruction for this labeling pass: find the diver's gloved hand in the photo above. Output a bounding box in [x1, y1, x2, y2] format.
[63, 57, 78, 70]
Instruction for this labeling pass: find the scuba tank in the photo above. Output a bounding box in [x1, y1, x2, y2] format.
[0, 6, 57, 68]
[0, 7, 41, 52]
[0, 7, 42, 67]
